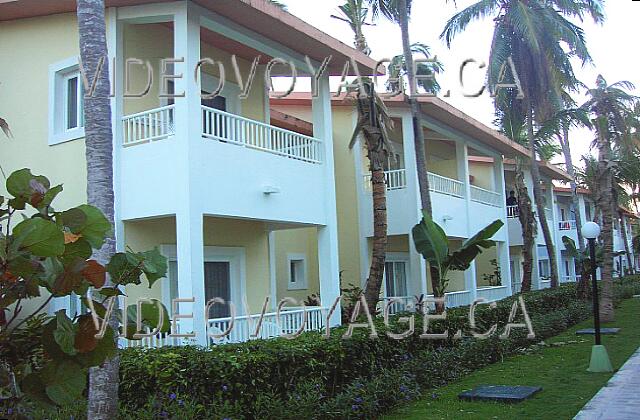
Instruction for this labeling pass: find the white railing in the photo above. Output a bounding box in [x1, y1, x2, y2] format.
[363, 169, 408, 191]
[429, 172, 464, 197]
[558, 220, 577, 231]
[539, 279, 552, 289]
[122, 105, 175, 146]
[202, 106, 322, 164]
[207, 307, 326, 344]
[470, 185, 502, 207]
[477, 285, 509, 302]
[507, 205, 519, 219]
[444, 290, 472, 308]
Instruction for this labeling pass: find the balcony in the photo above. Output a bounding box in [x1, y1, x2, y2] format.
[119, 106, 329, 224]
[361, 169, 503, 237]
[122, 105, 323, 164]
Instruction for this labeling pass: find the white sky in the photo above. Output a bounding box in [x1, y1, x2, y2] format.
[275, 0, 640, 168]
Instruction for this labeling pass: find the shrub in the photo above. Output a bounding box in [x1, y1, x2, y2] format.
[117, 280, 640, 419]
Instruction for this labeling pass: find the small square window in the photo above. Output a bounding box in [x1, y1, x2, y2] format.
[49, 57, 86, 145]
[287, 254, 307, 290]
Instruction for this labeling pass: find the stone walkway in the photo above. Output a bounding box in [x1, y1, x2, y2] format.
[574, 347, 640, 419]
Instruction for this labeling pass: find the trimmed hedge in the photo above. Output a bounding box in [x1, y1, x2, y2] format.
[118, 277, 640, 419]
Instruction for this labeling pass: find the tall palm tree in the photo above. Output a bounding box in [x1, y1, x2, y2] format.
[77, 0, 118, 418]
[497, 102, 537, 292]
[331, 0, 373, 55]
[581, 75, 638, 321]
[367, 0, 434, 214]
[349, 82, 396, 311]
[442, 0, 604, 289]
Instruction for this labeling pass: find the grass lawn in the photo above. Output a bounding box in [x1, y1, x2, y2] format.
[384, 297, 640, 420]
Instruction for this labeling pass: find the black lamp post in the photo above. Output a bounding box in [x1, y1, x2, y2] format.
[581, 222, 613, 373]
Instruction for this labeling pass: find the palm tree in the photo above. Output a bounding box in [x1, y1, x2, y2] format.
[497, 100, 537, 292]
[442, 0, 604, 289]
[331, 0, 373, 55]
[387, 42, 443, 95]
[581, 75, 638, 321]
[366, 0, 434, 214]
[349, 81, 396, 311]
[77, 0, 118, 418]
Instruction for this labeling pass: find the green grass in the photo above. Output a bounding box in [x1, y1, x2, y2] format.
[384, 298, 640, 420]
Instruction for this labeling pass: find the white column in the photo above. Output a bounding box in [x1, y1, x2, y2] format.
[402, 113, 428, 297]
[494, 156, 512, 296]
[173, 4, 206, 345]
[268, 230, 277, 311]
[108, 9, 125, 253]
[465, 261, 478, 303]
[313, 75, 341, 326]
[456, 141, 472, 237]
[547, 181, 563, 283]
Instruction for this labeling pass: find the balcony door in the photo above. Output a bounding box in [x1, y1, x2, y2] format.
[204, 262, 231, 318]
[384, 259, 408, 298]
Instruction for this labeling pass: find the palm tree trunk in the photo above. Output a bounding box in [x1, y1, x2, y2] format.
[515, 159, 535, 291]
[619, 211, 633, 274]
[596, 127, 615, 322]
[526, 106, 560, 287]
[363, 156, 388, 312]
[77, 1, 118, 418]
[397, 0, 432, 215]
[559, 128, 590, 294]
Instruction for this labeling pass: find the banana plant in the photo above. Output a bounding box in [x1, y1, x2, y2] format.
[412, 211, 504, 298]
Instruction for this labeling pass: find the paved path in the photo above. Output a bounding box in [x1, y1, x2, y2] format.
[574, 347, 640, 419]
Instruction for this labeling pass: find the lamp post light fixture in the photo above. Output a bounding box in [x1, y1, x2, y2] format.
[581, 222, 613, 373]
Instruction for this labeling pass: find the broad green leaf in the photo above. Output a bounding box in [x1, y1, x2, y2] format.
[126, 301, 170, 339]
[139, 248, 168, 287]
[41, 360, 86, 406]
[57, 208, 87, 232]
[448, 220, 504, 270]
[53, 258, 86, 295]
[61, 238, 92, 265]
[106, 252, 142, 286]
[12, 218, 65, 257]
[6, 168, 50, 202]
[40, 257, 65, 291]
[412, 211, 449, 273]
[75, 205, 111, 248]
[53, 310, 78, 355]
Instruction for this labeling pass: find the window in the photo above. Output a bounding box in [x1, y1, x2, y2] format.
[538, 259, 551, 280]
[287, 254, 307, 290]
[384, 261, 408, 297]
[49, 57, 85, 145]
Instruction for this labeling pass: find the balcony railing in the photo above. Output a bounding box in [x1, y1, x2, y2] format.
[476, 285, 509, 302]
[207, 306, 326, 344]
[428, 172, 464, 198]
[122, 105, 175, 146]
[121, 105, 323, 164]
[507, 205, 519, 219]
[470, 185, 502, 207]
[558, 220, 577, 231]
[363, 169, 407, 191]
[202, 106, 322, 164]
[382, 290, 472, 315]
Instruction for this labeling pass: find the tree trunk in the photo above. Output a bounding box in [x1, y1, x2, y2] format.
[77, 1, 119, 418]
[515, 159, 536, 292]
[596, 127, 615, 322]
[526, 106, 560, 287]
[559, 128, 590, 295]
[398, 0, 432, 215]
[363, 155, 388, 313]
[619, 211, 634, 275]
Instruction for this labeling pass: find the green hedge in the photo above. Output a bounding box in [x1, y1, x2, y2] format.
[117, 278, 640, 419]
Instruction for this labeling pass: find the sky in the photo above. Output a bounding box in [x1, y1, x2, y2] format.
[274, 0, 640, 168]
